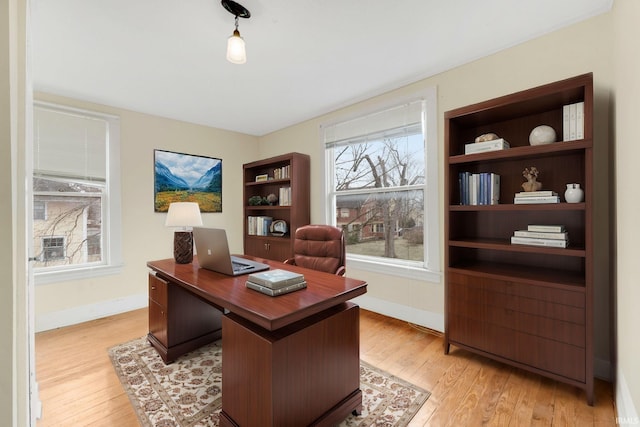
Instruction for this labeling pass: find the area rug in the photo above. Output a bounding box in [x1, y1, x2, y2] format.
[109, 337, 430, 427]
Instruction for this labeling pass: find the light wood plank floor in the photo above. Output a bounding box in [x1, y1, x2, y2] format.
[35, 308, 617, 426]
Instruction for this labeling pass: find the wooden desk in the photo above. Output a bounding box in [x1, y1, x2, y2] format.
[147, 256, 367, 427]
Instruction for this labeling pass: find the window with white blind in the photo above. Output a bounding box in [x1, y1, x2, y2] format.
[33, 102, 123, 284]
[322, 88, 440, 281]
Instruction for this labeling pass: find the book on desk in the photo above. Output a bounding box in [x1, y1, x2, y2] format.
[246, 269, 307, 296]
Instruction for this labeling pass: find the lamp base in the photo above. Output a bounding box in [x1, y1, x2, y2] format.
[173, 231, 194, 264]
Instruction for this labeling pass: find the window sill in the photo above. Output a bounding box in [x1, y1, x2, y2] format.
[346, 257, 441, 283]
[34, 263, 124, 285]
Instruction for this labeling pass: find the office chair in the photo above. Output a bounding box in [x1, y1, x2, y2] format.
[284, 224, 346, 276]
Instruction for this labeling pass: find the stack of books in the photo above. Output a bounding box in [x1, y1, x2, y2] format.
[464, 138, 510, 155]
[563, 102, 585, 141]
[513, 190, 559, 204]
[279, 186, 292, 206]
[511, 224, 568, 248]
[458, 171, 500, 205]
[247, 216, 273, 236]
[246, 269, 307, 296]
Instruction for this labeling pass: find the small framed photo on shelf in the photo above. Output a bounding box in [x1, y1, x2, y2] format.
[255, 174, 269, 182]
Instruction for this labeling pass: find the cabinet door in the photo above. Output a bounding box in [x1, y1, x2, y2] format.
[148, 299, 167, 346]
[245, 238, 290, 261]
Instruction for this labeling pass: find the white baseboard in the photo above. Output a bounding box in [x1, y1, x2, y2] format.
[616, 370, 640, 426]
[352, 295, 444, 332]
[35, 294, 148, 333]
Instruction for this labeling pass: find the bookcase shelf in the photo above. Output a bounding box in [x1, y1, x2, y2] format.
[444, 73, 594, 404]
[243, 153, 310, 261]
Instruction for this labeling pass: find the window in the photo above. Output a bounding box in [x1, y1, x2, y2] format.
[323, 88, 440, 281]
[42, 237, 65, 261]
[33, 102, 123, 284]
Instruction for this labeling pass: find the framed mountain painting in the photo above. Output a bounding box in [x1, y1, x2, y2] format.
[154, 149, 222, 213]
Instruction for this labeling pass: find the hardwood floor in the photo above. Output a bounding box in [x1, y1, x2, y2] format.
[35, 308, 617, 426]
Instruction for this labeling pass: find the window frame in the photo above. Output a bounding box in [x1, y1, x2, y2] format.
[322, 88, 441, 282]
[33, 102, 123, 285]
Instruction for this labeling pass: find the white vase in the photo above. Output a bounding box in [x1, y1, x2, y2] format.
[564, 183, 584, 203]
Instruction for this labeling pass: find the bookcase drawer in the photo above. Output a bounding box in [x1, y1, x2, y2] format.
[448, 271, 585, 308]
[449, 289, 585, 347]
[448, 313, 586, 382]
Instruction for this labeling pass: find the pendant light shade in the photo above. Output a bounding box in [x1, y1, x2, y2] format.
[226, 29, 246, 64]
[221, 0, 251, 65]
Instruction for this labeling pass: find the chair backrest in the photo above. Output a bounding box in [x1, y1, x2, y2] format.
[291, 225, 345, 275]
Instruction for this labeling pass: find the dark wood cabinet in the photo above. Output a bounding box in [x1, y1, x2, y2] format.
[243, 153, 310, 261]
[444, 73, 594, 404]
[147, 273, 223, 363]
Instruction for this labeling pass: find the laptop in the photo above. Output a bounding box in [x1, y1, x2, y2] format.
[193, 227, 269, 276]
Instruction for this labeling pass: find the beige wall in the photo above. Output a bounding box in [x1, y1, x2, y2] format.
[614, 0, 640, 419]
[260, 11, 615, 378]
[33, 93, 259, 325]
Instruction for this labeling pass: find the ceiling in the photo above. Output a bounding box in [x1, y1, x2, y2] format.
[31, 0, 612, 136]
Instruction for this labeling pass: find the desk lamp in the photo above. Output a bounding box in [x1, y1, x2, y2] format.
[165, 202, 203, 264]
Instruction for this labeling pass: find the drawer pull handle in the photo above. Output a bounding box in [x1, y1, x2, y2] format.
[151, 286, 156, 290]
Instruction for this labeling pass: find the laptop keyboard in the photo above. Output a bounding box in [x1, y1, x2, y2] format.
[232, 261, 252, 272]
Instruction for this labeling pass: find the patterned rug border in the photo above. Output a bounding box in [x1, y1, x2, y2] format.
[109, 337, 430, 426]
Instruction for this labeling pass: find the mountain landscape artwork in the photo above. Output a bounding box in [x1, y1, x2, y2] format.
[154, 149, 222, 212]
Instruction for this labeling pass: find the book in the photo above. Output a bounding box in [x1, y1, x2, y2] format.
[464, 138, 510, 155]
[247, 269, 305, 289]
[490, 173, 500, 205]
[514, 191, 558, 198]
[246, 280, 307, 296]
[513, 195, 560, 204]
[513, 230, 568, 240]
[576, 101, 584, 139]
[511, 236, 568, 248]
[458, 171, 500, 205]
[562, 102, 584, 141]
[527, 224, 565, 232]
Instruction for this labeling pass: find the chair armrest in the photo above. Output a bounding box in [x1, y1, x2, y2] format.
[336, 266, 346, 276]
[283, 258, 296, 265]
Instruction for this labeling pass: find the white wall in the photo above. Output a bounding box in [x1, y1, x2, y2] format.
[613, 0, 640, 423]
[259, 11, 615, 380]
[33, 93, 259, 331]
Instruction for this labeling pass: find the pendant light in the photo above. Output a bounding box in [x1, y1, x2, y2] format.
[221, 0, 251, 64]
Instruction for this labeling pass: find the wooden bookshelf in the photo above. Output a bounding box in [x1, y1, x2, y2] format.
[444, 73, 594, 404]
[242, 153, 310, 261]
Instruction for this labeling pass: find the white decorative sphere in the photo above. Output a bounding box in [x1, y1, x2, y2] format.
[529, 125, 556, 146]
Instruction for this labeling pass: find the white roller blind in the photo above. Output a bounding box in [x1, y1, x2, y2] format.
[34, 105, 107, 181]
[323, 100, 423, 148]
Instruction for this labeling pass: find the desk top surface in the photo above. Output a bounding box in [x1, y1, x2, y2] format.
[147, 256, 367, 331]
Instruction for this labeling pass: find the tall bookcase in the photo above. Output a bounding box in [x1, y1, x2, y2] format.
[444, 73, 594, 404]
[243, 152, 310, 261]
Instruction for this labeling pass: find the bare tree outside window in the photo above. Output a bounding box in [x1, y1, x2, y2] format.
[33, 176, 104, 268]
[332, 131, 425, 262]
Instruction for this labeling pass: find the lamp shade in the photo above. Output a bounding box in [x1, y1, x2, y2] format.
[165, 202, 203, 228]
[226, 30, 246, 64]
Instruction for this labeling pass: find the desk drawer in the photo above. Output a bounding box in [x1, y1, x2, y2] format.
[149, 274, 168, 307]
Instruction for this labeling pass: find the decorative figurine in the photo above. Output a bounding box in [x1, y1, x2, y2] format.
[522, 167, 543, 192]
[266, 193, 278, 205]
